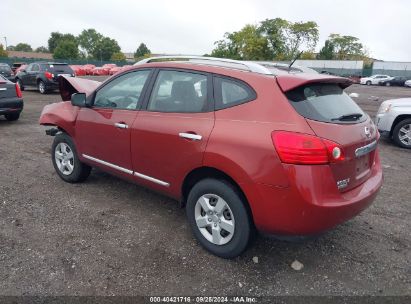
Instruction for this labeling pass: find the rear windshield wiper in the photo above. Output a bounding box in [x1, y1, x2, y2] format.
[331, 113, 363, 121]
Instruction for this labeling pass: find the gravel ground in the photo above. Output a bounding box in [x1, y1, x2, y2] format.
[0, 82, 410, 297]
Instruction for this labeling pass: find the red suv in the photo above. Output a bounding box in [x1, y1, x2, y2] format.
[39, 57, 383, 258]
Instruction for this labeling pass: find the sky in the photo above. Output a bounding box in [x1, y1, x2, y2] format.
[1, 0, 410, 61]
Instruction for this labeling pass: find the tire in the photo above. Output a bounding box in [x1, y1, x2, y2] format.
[4, 113, 20, 121]
[38, 80, 47, 94]
[51, 133, 91, 182]
[366, 81, 371, 86]
[16, 78, 24, 91]
[186, 178, 254, 258]
[385, 82, 391, 87]
[392, 118, 411, 149]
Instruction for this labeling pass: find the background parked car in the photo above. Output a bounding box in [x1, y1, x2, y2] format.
[0, 74, 23, 121]
[82, 64, 96, 75]
[376, 98, 411, 148]
[360, 75, 392, 85]
[0, 63, 15, 82]
[90, 66, 109, 76]
[15, 62, 75, 94]
[108, 66, 123, 75]
[378, 76, 409, 87]
[70, 65, 87, 76]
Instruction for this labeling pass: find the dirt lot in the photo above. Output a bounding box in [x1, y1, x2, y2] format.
[0, 82, 410, 297]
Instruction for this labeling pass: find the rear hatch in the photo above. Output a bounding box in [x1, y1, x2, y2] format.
[0, 65, 13, 78]
[0, 80, 18, 102]
[278, 78, 378, 192]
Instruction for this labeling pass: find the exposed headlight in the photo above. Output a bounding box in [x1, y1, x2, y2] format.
[379, 103, 391, 114]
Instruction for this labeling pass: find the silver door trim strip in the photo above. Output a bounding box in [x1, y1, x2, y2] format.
[82, 154, 170, 187]
[355, 140, 378, 158]
[82, 154, 133, 175]
[179, 132, 202, 141]
[134, 171, 170, 187]
[0, 88, 6, 91]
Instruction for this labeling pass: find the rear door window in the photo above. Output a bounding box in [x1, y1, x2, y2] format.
[285, 83, 366, 124]
[147, 70, 209, 113]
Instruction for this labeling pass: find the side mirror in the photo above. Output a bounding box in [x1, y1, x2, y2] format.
[71, 93, 87, 107]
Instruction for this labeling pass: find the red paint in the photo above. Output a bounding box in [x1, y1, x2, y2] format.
[39, 61, 383, 236]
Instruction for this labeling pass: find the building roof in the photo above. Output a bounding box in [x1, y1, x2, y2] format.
[7, 51, 53, 59]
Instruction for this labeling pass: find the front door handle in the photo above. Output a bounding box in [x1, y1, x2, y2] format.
[179, 132, 202, 141]
[114, 122, 128, 129]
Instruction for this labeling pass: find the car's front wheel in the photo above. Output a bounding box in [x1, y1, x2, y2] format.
[366, 81, 371, 85]
[52, 133, 91, 182]
[38, 80, 47, 94]
[186, 178, 254, 258]
[392, 118, 411, 149]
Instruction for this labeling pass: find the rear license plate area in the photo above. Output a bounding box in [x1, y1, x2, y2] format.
[356, 154, 371, 179]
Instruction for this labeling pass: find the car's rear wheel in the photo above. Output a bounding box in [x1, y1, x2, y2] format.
[392, 118, 411, 149]
[186, 178, 254, 258]
[16, 78, 24, 91]
[38, 80, 47, 94]
[366, 81, 371, 85]
[52, 133, 91, 182]
[385, 82, 391, 87]
[4, 113, 20, 121]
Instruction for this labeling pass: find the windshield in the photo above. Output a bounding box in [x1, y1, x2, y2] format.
[285, 83, 366, 124]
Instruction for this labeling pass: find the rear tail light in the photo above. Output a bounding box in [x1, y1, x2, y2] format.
[15, 83, 22, 98]
[272, 131, 345, 165]
[45, 71, 53, 79]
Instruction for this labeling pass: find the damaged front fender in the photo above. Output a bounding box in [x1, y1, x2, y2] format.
[39, 101, 79, 136]
[39, 75, 101, 136]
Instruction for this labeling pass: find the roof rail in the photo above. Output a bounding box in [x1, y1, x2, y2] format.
[135, 56, 273, 75]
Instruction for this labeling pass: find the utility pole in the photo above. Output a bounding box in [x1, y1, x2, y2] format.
[3, 37, 7, 50]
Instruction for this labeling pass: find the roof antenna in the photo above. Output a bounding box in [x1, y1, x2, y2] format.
[288, 51, 303, 69]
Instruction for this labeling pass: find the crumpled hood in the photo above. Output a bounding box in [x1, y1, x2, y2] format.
[58, 75, 101, 101]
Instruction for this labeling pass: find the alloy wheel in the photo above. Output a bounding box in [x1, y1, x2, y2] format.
[54, 143, 74, 175]
[398, 124, 411, 146]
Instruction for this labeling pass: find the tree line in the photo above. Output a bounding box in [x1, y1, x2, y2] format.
[0, 18, 369, 62]
[1, 28, 151, 61]
[209, 18, 368, 61]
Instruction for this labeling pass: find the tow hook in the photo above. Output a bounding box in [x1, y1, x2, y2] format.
[45, 128, 59, 136]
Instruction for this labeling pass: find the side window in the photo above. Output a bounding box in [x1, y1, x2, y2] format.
[147, 70, 208, 113]
[31, 64, 40, 72]
[214, 77, 256, 110]
[94, 70, 151, 110]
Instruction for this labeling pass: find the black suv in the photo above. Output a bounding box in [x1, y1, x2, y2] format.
[15, 62, 75, 94]
[0, 74, 23, 121]
[0, 63, 14, 82]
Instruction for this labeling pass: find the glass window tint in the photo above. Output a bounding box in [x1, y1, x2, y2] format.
[31, 64, 39, 72]
[148, 70, 208, 113]
[214, 77, 256, 110]
[285, 83, 366, 124]
[94, 70, 150, 110]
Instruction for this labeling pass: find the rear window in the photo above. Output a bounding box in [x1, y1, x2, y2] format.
[43, 64, 73, 74]
[285, 83, 366, 124]
[0, 65, 11, 73]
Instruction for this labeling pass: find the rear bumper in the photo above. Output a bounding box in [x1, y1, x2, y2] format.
[0, 97, 24, 114]
[44, 80, 59, 90]
[243, 150, 383, 235]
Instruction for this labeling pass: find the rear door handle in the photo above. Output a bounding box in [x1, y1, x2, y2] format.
[179, 132, 202, 141]
[115, 122, 128, 129]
